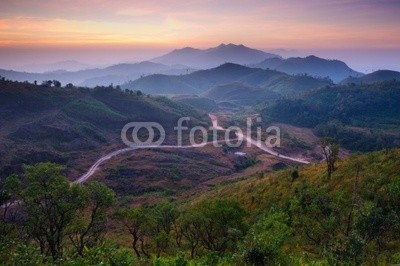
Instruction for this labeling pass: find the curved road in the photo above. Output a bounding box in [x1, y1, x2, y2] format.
[1, 114, 310, 208]
[75, 114, 309, 184]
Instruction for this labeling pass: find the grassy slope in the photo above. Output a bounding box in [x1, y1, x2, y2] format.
[202, 82, 281, 106]
[185, 148, 400, 262]
[0, 80, 207, 178]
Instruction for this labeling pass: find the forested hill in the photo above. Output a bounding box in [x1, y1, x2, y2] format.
[262, 81, 400, 151]
[0, 79, 206, 177]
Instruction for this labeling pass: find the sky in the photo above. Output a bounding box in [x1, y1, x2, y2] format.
[0, 0, 399, 72]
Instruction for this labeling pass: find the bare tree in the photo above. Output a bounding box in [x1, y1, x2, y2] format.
[320, 137, 339, 179]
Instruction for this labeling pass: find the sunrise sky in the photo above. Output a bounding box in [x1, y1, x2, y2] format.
[0, 0, 399, 71]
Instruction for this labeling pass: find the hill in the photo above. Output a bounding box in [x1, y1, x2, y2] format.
[202, 82, 280, 106]
[123, 63, 331, 95]
[172, 95, 218, 112]
[262, 81, 400, 151]
[0, 79, 207, 178]
[0, 61, 191, 87]
[252, 55, 363, 82]
[151, 43, 279, 68]
[341, 69, 400, 84]
[186, 148, 400, 264]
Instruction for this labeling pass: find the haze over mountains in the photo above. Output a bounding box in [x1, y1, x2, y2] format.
[1, 43, 400, 94]
[0, 61, 192, 87]
[252, 55, 363, 82]
[122, 63, 332, 96]
[341, 69, 400, 85]
[14, 60, 93, 73]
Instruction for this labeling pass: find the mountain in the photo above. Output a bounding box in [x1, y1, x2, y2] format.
[15, 60, 93, 73]
[252, 55, 363, 82]
[0, 79, 206, 178]
[340, 69, 400, 84]
[0, 61, 192, 87]
[172, 95, 218, 112]
[202, 82, 280, 106]
[151, 43, 279, 68]
[262, 80, 400, 151]
[123, 63, 331, 95]
[123, 74, 199, 95]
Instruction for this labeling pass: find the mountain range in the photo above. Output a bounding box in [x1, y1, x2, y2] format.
[13, 60, 93, 73]
[0, 61, 192, 87]
[123, 63, 332, 96]
[2, 44, 399, 94]
[151, 43, 279, 68]
[252, 55, 363, 82]
[340, 69, 400, 84]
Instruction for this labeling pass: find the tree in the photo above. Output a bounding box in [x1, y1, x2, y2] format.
[5, 163, 80, 260]
[178, 209, 203, 258]
[240, 209, 292, 265]
[4, 163, 116, 261]
[153, 201, 179, 236]
[41, 80, 52, 87]
[115, 207, 153, 258]
[152, 201, 180, 256]
[65, 83, 74, 88]
[195, 199, 245, 253]
[0, 189, 15, 237]
[68, 181, 115, 256]
[52, 80, 61, 87]
[320, 137, 339, 178]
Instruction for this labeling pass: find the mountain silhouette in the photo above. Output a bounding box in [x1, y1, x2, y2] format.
[340, 70, 400, 84]
[252, 55, 363, 82]
[151, 43, 279, 68]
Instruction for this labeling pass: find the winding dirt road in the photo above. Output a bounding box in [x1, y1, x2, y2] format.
[75, 114, 309, 184]
[1, 114, 310, 208]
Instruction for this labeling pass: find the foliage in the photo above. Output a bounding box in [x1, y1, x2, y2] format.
[3, 163, 115, 261]
[262, 81, 400, 151]
[2, 149, 400, 264]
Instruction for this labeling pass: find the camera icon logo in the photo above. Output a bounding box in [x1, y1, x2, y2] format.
[121, 122, 166, 147]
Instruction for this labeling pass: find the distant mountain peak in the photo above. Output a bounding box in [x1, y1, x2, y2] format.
[252, 55, 363, 82]
[151, 43, 279, 68]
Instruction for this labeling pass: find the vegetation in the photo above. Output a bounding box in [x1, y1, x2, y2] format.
[0, 79, 207, 178]
[202, 82, 280, 107]
[262, 81, 400, 151]
[1, 147, 400, 265]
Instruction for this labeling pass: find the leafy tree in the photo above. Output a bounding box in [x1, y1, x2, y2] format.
[178, 209, 203, 258]
[115, 207, 153, 258]
[239, 209, 292, 266]
[68, 181, 115, 256]
[5, 163, 79, 260]
[4, 163, 116, 261]
[41, 80, 53, 87]
[195, 199, 245, 253]
[152, 201, 180, 256]
[53, 80, 61, 87]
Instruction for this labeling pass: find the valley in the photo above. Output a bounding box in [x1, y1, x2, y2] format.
[1, 41, 400, 265]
